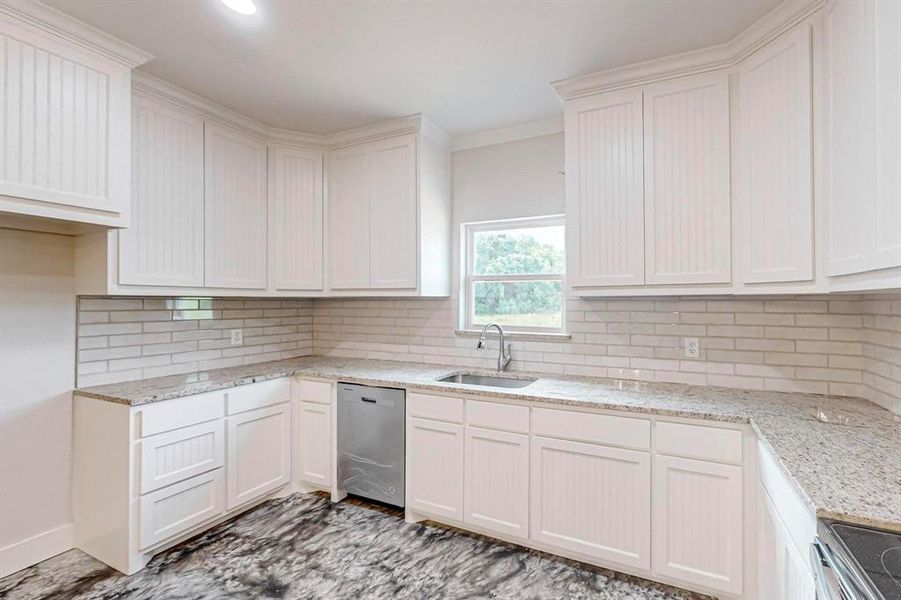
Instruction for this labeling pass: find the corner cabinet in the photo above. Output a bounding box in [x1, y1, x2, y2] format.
[326, 117, 451, 296]
[0, 0, 151, 231]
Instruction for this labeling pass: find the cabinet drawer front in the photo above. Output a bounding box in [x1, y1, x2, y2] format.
[532, 407, 649, 450]
[296, 379, 332, 405]
[138, 391, 224, 438]
[226, 378, 290, 415]
[139, 420, 225, 494]
[408, 392, 464, 424]
[139, 469, 225, 549]
[466, 400, 529, 433]
[655, 421, 742, 465]
[758, 442, 816, 559]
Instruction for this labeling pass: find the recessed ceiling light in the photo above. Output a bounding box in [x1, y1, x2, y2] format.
[222, 0, 256, 16]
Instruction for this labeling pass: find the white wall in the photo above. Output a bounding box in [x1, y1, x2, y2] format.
[0, 228, 76, 576]
[450, 132, 565, 296]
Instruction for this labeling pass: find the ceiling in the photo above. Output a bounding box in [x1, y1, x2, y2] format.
[47, 0, 780, 137]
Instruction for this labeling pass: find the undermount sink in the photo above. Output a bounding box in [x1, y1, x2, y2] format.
[438, 373, 536, 389]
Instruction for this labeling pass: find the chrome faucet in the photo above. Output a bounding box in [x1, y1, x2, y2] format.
[477, 323, 512, 372]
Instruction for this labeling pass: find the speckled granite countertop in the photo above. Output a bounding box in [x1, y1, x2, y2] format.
[76, 356, 901, 533]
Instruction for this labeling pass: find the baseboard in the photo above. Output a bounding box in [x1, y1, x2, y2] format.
[0, 523, 74, 578]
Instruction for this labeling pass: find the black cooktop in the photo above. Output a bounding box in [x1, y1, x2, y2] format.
[828, 521, 901, 599]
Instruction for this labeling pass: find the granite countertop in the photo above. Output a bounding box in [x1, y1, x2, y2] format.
[76, 355, 901, 534]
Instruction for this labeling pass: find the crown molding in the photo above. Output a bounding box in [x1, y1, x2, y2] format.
[552, 0, 825, 101]
[450, 116, 563, 152]
[0, 0, 153, 68]
[324, 114, 425, 149]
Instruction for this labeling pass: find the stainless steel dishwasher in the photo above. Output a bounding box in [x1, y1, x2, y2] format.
[337, 383, 405, 507]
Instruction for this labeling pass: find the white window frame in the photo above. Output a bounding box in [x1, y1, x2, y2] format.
[462, 215, 566, 334]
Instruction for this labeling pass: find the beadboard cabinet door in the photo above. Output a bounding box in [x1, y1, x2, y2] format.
[0, 15, 134, 226]
[407, 417, 464, 521]
[825, 0, 901, 277]
[369, 135, 417, 289]
[565, 89, 645, 287]
[268, 144, 323, 291]
[203, 123, 267, 289]
[299, 401, 332, 487]
[652, 455, 742, 595]
[643, 73, 731, 285]
[463, 427, 529, 540]
[118, 96, 204, 286]
[530, 436, 651, 571]
[327, 145, 370, 289]
[758, 486, 816, 600]
[735, 25, 814, 284]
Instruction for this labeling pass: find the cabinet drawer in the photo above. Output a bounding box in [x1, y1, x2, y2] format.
[466, 400, 529, 433]
[226, 378, 290, 415]
[139, 469, 225, 549]
[138, 391, 224, 438]
[296, 379, 332, 405]
[139, 420, 225, 494]
[655, 421, 742, 465]
[408, 392, 464, 424]
[532, 407, 650, 450]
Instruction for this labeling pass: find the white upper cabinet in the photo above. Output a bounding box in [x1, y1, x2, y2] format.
[326, 119, 450, 296]
[203, 123, 268, 289]
[0, 0, 150, 231]
[825, 0, 901, 279]
[328, 145, 371, 289]
[643, 73, 731, 285]
[369, 135, 418, 289]
[118, 95, 204, 287]
[735, 25, 814, 285]
[268, 144, 323, 291]
[565, 89, 645, 287]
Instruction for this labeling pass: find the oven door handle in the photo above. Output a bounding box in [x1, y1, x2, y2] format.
[810, 538, 868, 600]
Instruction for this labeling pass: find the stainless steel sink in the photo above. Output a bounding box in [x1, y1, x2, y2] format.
[437, 373, 536, 388]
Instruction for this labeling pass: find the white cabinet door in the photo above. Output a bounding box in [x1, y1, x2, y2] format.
[119, 96, 204, 286]
[824, 0, 875, 276]
[464, 426, 529, 539]
[652, 455, 742, 595]
[873, 0, 901, 271]
[369, 135, 417, 289]
[299, 400, 332, 487]
[203, 122, 267, 289]
[758, 486, 816, 600]
[735, 25, 814, 284]
[139, 469, 225, 549]
[407, 417, 464, 521]
[226, 403, 291, 510]
[0, 20, 131, 222]
[268, 144, 323, 290]
[530, 436, 651, 570]
[327, 145, 370, 289]
[643, 72, 731, 285]
[565, 89, 645, 287]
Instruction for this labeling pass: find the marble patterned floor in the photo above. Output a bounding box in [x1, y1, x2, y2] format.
[0, 493, 708, 600]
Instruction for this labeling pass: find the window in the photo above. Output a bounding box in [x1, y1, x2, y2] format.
[463, 215, 565, 333]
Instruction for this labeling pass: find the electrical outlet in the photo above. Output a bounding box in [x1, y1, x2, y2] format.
[684, 337, 700, 358]
[230, 329, 243, 346]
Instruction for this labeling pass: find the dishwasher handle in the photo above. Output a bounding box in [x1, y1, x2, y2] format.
[361, 397, 377, 403]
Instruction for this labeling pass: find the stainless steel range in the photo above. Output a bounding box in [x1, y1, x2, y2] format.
[812, 519, 901, 599]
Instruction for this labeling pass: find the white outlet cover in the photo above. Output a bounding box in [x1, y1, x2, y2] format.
[230, 329, 243, 345]
[684, 337, 700, 358]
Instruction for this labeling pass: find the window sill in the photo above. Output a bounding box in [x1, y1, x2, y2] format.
[455, 330, 571, 342]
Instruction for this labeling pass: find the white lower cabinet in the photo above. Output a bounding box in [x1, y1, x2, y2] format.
[299, 400, 333, 487]
[652, 455, 743, 595]
[139, 469, 226, 550]
[463, 426, 529, 539]
[758, 486, 815, 600]
[226, 403, 291, 510]
[530, 436, 651, 570]
[407, 417, 464, 520]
